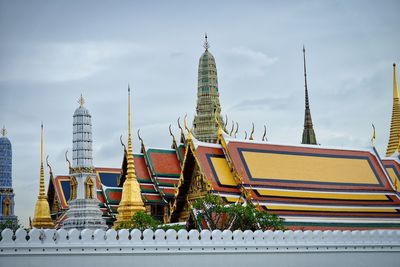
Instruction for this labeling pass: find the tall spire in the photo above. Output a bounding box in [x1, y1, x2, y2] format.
[301, 46, 317, 145]
[114, 85, 145, 228]
[386, 63, 400, 156]
[32, 123, 54, 229]
[193, 34, 224, 143]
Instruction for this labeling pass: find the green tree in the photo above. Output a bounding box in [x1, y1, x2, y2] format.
[114, 211, 184, 231]
[0, 219, 20, 231]
[192, 194, 285, 231]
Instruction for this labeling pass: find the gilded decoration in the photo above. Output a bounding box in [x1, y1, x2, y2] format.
[85, 176, 94, 199]
[70, 176, 77, 200]
[2, 196, 10, 216]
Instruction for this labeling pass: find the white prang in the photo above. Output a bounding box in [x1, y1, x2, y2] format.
[63, 102, 107, 230]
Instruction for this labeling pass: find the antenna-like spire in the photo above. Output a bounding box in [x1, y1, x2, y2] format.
[1, 125, 7, 137]
[301, 46, 317, 145]
[39, 122, 45, 197]
[303, 46, 310, 110]
[203, 33, 210, 51]
[386, 63, 400, 156]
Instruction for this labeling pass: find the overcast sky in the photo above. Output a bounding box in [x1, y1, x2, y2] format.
[1, 0, 399, 227]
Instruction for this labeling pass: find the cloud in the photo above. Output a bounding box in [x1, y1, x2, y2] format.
[229, 96, 291, 112]
[0, 41, 143, 82]
[221, 47, 278, 77]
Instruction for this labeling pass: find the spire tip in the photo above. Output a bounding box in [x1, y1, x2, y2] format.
[78, 94, 85, 107]
[1, 125, 6, 137]
[203, 33, 210, 51]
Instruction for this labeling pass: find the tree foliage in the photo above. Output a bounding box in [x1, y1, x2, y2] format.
[0, 219, 19, 231]
[114, 211, 184, 231]
[192, 194, 285, 231]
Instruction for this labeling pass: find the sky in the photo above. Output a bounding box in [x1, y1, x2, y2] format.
[0, 0, 399, 227]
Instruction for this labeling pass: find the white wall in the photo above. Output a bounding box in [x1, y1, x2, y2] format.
[1, 228, 400, 267]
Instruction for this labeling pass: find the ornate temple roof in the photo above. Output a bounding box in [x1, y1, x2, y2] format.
[47, 141, 185, 227]
[171, 130, 400, 230]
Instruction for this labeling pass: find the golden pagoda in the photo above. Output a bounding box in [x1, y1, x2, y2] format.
[114, 86, 145, 228]
[32, 123, 54, 229]
[386, 63, 400, 156]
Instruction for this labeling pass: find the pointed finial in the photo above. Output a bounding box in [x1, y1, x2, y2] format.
[249, 123, 255, 140]
[177, 117, 186, 143]
[78, 94, 85, 107]
[234, 122, 239, 138]
[386, 63, 400, 156]
[39, 122, 45, 197]
[125, 83, 138, 180]
[120, 134, 127, 152]
[303, 45, 309, 109]
[46, 155, 53, 176]
[184, 114, 192, 141]
[203, 33, 210, 51]
[229, 120, 235, 136]
[394, 63, 399, 99]
[1, 125, 6, 137]
[371, 123, 376, 145]
[262, 124, 267, 141]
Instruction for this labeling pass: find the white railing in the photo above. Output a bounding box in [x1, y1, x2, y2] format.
[1, 228, 400, 267]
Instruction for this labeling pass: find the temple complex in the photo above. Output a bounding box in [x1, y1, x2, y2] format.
[44, 39, 400, 230]
[0, 126, 17, 227]
[62, 96, 106, 230]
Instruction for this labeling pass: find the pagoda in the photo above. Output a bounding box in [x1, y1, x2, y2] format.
[114, 86, 145, 228]
[0, 126, 18, 228]
[32, 124, 53, 229]
[193, 34, 224, 143]
[63, 96, 106, 230]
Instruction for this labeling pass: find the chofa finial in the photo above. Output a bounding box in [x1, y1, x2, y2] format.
[371, 123, 376, 146]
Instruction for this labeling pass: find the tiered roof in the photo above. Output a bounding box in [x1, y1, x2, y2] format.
[47, 138, 185, 227]
[171, 131, 400, 230]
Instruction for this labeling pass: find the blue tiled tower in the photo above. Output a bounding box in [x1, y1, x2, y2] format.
[0, 126, 18, 227]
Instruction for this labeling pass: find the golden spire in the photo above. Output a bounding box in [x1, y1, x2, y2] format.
[386, 63, 400, 156]
[78, 94, 85, 107]
[114, 85, 145, 228]
[1, 125, 6, 137]
[32, 123, 54, 229]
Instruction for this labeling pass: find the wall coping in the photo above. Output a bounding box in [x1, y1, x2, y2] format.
[1, 228, 400, 255]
